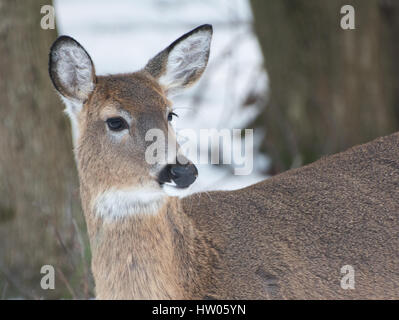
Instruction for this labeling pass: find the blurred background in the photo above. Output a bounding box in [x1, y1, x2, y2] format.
[1, 0, 399, 299]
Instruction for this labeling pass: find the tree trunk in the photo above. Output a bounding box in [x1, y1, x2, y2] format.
[250, 0, 399, 173]
[0, 0, 91, 298]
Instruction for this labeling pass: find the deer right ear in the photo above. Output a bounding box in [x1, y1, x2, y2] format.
[49, 36, 96, 104]
[145, 24, 212, 97]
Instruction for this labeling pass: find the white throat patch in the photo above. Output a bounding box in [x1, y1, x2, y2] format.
[94, 187, 166, 220]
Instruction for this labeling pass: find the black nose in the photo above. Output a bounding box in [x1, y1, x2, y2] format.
[158, 163, 198, 188]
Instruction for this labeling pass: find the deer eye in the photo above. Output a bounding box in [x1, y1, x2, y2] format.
[106, 117, 128, 131]
[167, 112, 178, 122]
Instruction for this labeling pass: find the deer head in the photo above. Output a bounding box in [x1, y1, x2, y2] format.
[49, 25, 212, 219]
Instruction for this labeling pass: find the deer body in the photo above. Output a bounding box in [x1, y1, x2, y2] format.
[85, 132, 399, 299]
[49, 25, 399, 299]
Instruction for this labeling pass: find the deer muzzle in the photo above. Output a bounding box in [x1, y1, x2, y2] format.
[158, 162, 198, 188]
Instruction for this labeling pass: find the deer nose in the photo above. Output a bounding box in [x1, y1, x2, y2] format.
[158, 163, 198, 188]
[170, 164, 198, 188]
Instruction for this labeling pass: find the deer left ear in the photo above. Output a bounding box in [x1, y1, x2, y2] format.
[49, 35, 96, 103]
[145, 24, 212, 97]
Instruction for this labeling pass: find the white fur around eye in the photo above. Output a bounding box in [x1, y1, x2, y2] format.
[106, 127, 130, 143]
[105, 112, 133, 141]
[159, 30, 211, 96]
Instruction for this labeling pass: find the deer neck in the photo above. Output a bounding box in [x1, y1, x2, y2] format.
[81, 192, 208, 299]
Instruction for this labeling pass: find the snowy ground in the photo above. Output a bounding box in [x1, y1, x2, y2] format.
[54, 0, 269, 192]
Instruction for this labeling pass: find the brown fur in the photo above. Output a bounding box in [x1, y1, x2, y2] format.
[78, 72, 399, 299]
[76, 71, 216, 299]
[181, 132, 399, 299]
[49, 28, 399, 299]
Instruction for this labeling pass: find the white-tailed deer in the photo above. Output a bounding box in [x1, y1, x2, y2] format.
[49, 25, 399, 299]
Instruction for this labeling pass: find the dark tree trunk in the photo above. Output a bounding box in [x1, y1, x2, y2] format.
[0, 0, 91, 298]
[250, 0, 399, 173]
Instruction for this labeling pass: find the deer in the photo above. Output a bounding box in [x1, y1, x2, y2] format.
[48, 24, 399, 299]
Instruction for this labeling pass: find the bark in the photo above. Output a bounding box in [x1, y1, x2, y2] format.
[0, 0, 92, 298]
[250, 0, 399, 173]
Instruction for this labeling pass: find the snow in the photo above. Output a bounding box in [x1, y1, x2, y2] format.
[54, 0, 269, 192]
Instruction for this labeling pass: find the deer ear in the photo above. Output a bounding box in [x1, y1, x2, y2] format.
[49, 36, 96, 103]
[145, 24, 212, 97]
